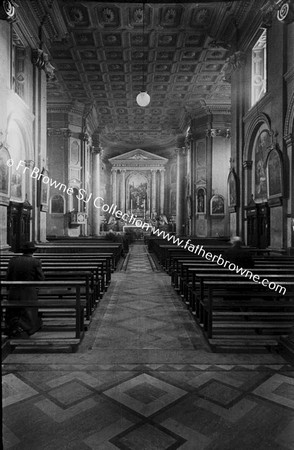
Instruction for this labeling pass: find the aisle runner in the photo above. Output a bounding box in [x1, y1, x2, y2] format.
[92, 241, 202, 351]
[124, 241, 155, 272]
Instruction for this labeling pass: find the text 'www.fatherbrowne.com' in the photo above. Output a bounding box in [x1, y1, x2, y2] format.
[150, 228, 287, 295]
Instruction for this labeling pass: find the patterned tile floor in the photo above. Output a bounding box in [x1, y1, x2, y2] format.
[2, 242, 294, 450]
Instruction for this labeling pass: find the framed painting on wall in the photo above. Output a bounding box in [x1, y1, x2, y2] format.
[0, 147, 11, 203]
[210, 194, 225, 216]
[266, 146, 283, 200]
[227, 169, 238, 211]
[39, 168, 50, 212]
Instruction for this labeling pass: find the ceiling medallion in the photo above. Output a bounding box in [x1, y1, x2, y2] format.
[69, 7, 84, 23]
[164, 8, 176, 23]
[134, 8, 143, 23]
[102, 8, 115, 23]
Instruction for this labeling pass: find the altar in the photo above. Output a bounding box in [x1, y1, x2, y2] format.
[108, 148, 168, 216]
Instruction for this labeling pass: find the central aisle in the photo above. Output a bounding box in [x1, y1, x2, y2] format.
[85, 241, 209, 357]
[3, 242, 294, 450]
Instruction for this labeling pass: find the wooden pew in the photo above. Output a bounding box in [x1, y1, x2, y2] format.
[35, 243, 123, 268]
[1, 257, 107, 297]
[201, 280, 294, 351]
[1, 280, 85, 352]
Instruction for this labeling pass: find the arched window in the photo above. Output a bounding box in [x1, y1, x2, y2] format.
[51, 195, 65, 214]
[251, 29, 267, 106]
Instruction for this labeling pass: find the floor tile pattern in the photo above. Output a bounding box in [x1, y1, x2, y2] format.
[2, 242, 294, 449]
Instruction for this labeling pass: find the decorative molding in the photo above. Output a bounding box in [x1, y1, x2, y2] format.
[175, 147, 186, 157]
[277, 1, 294, 23]
[199, 100, 231, 115]
[0, 1, 17, 22]
[109, 148, 168, 164]
[32, 48, 56, 80]
[221, 51, 246, 83]
[261, 0, 294, 28]
[47, 127, 74, 138]
[206, 128, 231, 138]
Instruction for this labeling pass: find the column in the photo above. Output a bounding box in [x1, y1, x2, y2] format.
[160, 169, 165, 214]
[112, 169, 117, 206]
[120, 170, 126, 212]
[151, 169, 157, 214]
[176, 136, 186, 234]
[92, 148, 101, 236]
[242, 160, 253, 244]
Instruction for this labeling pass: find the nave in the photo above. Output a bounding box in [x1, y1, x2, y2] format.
[3, 242, 294, 450]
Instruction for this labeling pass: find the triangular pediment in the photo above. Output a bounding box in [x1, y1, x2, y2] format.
[109, 149, 168, 164]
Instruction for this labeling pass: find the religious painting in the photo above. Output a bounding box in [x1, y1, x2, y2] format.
[266, 146, 283, 199]
[196, 187, 206, 214]
[11, 170, 22, 199]
[50, 194, 65, 214]
[128, 173, 148, 213]
[170, 190, 176, 215]
[0, 147, 11, 198]
[210, 194, 225, 216]
[227, 169, 238, 209]
[40, 168, 49, 212]
[187, 195, 192, 219]
[254, 129, 272, 201]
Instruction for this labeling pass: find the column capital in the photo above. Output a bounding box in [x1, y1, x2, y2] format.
[243, 160, 253, 170]
[111, 167, 118, 172]
[24, 159, 35, 168]
[80, 132, 89, 143]
[175, 147, 186, 157]
[92, 147, 102, 155]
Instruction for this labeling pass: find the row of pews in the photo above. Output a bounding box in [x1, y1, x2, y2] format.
[0, 238, 124, 353]
[149, 237, 294, 352]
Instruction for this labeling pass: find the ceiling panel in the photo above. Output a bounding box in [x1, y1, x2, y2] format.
[43, 1, 259, 156]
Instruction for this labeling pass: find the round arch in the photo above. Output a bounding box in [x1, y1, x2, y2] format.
[243, 112, 272, 162]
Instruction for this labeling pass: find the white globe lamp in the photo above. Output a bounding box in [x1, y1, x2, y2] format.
[136, 91, 150, 107]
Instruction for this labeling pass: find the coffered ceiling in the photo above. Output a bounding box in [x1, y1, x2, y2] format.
[22, 1, 263, 156]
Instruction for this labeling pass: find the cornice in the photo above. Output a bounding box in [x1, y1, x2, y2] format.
[111, 163, 166, 170]
[199, 100, 231, 115]
[47, 102, 86, 116]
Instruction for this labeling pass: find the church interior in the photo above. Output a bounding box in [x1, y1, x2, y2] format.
[1, 0, 294, 448]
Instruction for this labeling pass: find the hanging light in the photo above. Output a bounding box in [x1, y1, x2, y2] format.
[136, 2, 150, 107]
[136, 91, 150, 107]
